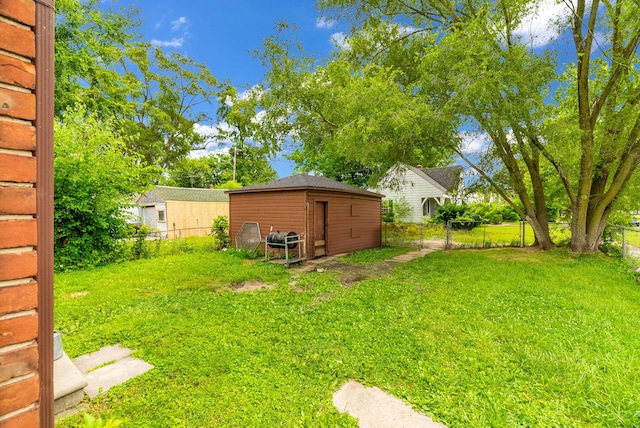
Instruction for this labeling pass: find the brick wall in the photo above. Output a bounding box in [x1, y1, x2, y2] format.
[0, 0, 51, 426]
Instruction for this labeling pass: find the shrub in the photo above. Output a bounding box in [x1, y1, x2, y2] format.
[382, 197, 412, 223]
[54, 106, 157, 271]
[211, 216, 230, 250]
[434, 202, 521, 228]
[131, 225, 151, 260]
[433, 203, 467, 223]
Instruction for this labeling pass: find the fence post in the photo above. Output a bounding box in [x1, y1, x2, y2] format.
[482, 222, 487, 248]
[383, 222, 386, 246]
[446, 221, 451, 250]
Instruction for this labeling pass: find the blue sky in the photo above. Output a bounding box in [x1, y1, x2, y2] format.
[125, 0, 345, 177]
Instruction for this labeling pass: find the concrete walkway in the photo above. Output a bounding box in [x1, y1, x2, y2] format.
[73, 344, 153, 399]
[334, 381, 446, 428]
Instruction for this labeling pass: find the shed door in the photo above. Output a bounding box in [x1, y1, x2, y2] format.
[314, 201, 327, 257]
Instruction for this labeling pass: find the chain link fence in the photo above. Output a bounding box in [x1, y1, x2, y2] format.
[608, 226, 640, 261]
[383, 221, 572, 250]
[135, 226, 216, 256]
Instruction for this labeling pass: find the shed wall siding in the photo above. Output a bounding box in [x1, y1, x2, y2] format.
[377, 169, 445, 223]
[229, 191, 307, 252]
[307, 191, 381, 257]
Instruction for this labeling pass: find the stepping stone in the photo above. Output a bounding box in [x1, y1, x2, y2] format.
[73, 343, 132, 373]
[333, 381, 446, 428]
[83, 356, 153, 399]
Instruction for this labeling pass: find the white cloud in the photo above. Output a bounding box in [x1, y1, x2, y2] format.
[171, 17, 188, 32]
[151, 37, 185, 48]
[331, 32, 350, 49]
[513, 0, 573, 48]
[189, 123, 231, 158]
[459, 131, 488, 154]
[316, 16, 335, 29]
[251, 109, 267, 125]
[239, 85, 264, 101]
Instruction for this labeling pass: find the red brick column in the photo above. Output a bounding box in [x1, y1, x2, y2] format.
[0, 0, 54, 426]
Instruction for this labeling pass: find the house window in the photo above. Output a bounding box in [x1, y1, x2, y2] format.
[157, 210, 166, 222]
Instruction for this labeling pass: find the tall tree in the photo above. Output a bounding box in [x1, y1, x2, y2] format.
[216, 32, 455, 187]
[166, 146, 276, 188]
[252, 0, 640, 252]
[54, 0, 139, 118]
[122, 45, 219, 170]
[55, 2, 219, 171]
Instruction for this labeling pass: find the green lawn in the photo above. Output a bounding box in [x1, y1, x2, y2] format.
[55, 246, 640, 427]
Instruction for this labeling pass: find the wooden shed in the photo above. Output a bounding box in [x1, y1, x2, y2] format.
[135, 186, 229, 238]
[227, 174, 383, 259]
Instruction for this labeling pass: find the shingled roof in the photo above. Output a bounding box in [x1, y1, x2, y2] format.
[226, 174, 382, 197]
[137, 186, 229, 204]
[410, 166, 463, 193]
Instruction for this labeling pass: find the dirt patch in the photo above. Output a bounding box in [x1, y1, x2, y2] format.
[301, 258, 395, 287]
[229, 280, 274, 292]
[69, 291, 89, 298]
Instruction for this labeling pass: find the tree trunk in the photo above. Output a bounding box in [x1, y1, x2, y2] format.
[529, 216, 554, 250]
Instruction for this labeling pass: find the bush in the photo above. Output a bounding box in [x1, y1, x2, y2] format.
[433, 202, 521, 229]
[54, 106, 157, 271]
[432, 203, 468, 223]
[131, 225, 151, 260]
[211, 216, 230, 250]
[382, 197, 412, 223]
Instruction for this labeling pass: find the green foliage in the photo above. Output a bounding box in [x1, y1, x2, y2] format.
[211, 216, 230, 250]
[122, 45, 219, 170]
[288, 148, 382, 188]
[55, 2, 221, 172]
[54, 106, 156, 270]
[130, 225, 151, 260]
[549, 224, 572, 246]
[166, 147, 276, 189]
[215, 180, 243, 189]
[381, 200, 395, 222]
[255, 0, 640, 251]
[82, 414, 122, 428]
[54, 0, 139, 118]
[432, 203, 468, 224]
[382, 197, 412, 223]
[434, 203, 521, 229]
[54, 248, 640, 426]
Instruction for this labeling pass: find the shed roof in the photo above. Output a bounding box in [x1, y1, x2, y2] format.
[138, 186, 229, 204]
[226, 174, 382, 198]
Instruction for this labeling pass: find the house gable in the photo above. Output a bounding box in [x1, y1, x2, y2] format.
[374, 164, 463, 223]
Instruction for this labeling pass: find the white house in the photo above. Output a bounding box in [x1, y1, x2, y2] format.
[374, 164, 465, 223]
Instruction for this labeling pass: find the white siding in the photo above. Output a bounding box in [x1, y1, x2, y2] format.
[375, 169, 445, 223]
[140, 203, 167, 236]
